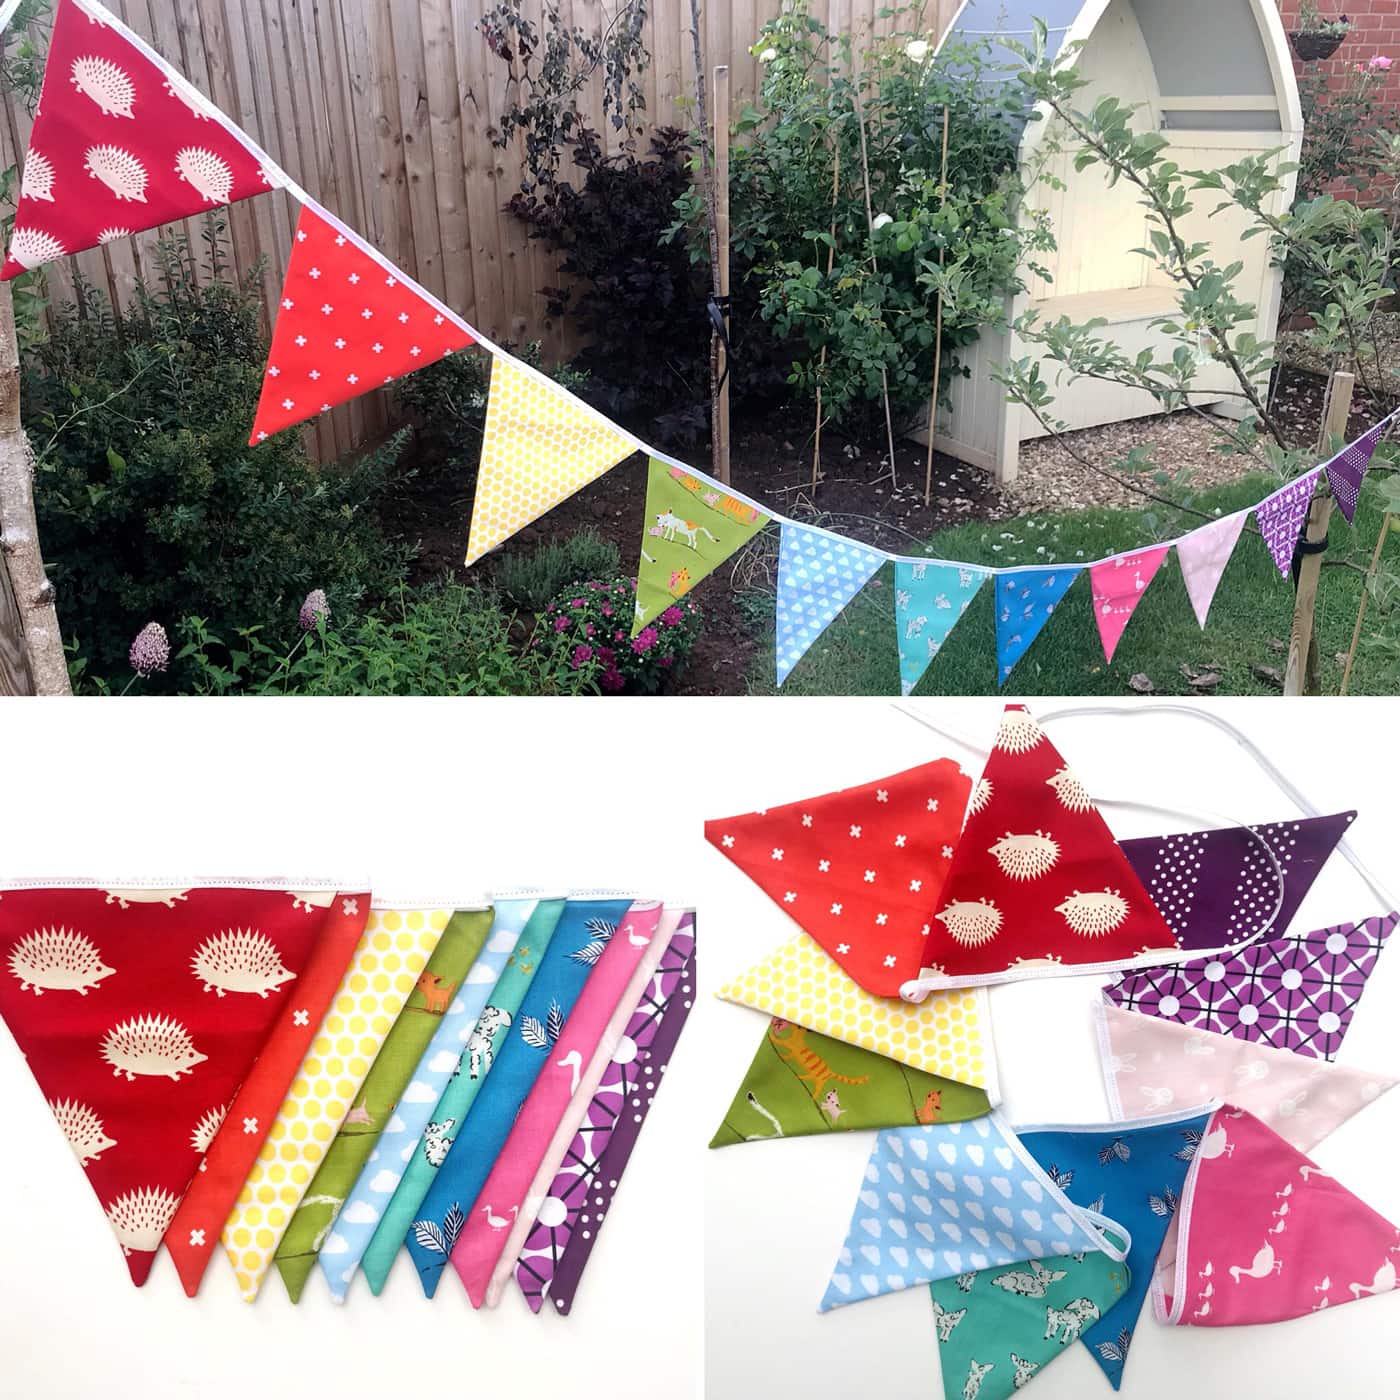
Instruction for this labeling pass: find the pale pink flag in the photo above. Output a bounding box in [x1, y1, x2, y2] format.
[480, 905, 683, 1308]
[1176, 510, 1249, 628]
[1155, 1105, 1400, 1325]
[1089, 546, 1169, 661]
[449, 899, 664, 1305]
[1098, 999, 1396, 1155]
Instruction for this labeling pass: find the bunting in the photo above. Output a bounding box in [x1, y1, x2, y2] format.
[774, 524, 885, 686]
[993, 567, 1081, 685]
[1256, 470, 1322, 577]
[1175, 510, 1249, 629]
[635, 459, 769, 632]
[1325, 420, 1388, 524]
[1088, 547, 1169, 663]
[893, 559, 990, 696]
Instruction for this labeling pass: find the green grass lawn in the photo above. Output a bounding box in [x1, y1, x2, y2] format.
[744, 477, 1399, 696]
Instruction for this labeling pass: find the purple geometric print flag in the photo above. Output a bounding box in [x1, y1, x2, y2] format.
[1104, 909, 1398, 1060]
[1324, 422, 1386, 524]
[1254, 471, 1321, 577]
[1120, 812, 1357, 951]
[514, 915, 696, 1314]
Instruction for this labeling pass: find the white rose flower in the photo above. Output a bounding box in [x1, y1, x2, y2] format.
[871, 212, 893, 230]
[759, 46, 778, 62]
[904, 38, 931, 63]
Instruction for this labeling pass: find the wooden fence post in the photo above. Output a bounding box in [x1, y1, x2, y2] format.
[1284, 369, 1353, 697]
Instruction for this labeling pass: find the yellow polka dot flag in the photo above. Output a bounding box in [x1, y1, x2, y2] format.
[221, 906, 446, 1301]
[465, 355, 638, 566]
[717, 932, 995, 1096]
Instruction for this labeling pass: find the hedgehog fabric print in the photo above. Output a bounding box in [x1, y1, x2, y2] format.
[0, 881, 355, 1285]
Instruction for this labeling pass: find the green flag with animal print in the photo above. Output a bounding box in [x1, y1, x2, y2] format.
[928, 1245, 1130, 1400]
[272, 906, 494, 1302]
[708, 1018, 991, 1147]
[634, 457, 769, 634]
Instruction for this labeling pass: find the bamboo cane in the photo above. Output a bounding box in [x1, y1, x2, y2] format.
[1339, 511, 1394, 695]
[923, 103, 950, 509]
[714, 64, 731, 486]
[812, 146, 841, 491]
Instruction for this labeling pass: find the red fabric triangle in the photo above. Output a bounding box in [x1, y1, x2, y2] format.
[2, 0, 270, 280]
[249, 205, 475, 442]
[705, 759, 970, 996]
[0, 884, 349, 1285]
[924, 704, 1180, 984]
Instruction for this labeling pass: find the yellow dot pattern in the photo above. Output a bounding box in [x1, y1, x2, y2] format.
[221, 907, 446, 1301]
[465, 356, 636, 565]
[718, 932, 990, 1089]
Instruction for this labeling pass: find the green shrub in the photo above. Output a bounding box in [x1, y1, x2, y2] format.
[495, 528, 622, 612]
[536, 575, 702, 693]
[140, 580, 598, 696]
[24, 237, 412, 691]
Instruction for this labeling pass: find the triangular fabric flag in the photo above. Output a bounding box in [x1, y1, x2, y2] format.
[1104, 909, 1398, 1060]
[893, 558, 990, 696]
[165, 890, 370, 1297]
[993, 566, 1081, 685]
[1325, 421, 1387, 524]
[819, 1113, 1130, 1312]
[774, 523, 885, 686]
[465, 357, 638, 566]
[315, 898, 536, 1302]
[704, 758, 970, 995]
[359, 897, 567, 1295]
[1097, 999, 1397, 1155]
[274, 906, 492, 1301]
[1019, 1107, 1214, 1390]
[1120, 812, 1356, 951]
[2, 0, 272, 280]
[708, 1017, 991, 1147]
[515, 914, 696, 1314]
[450, 902, 662, 1306]
[1255, 470, 1322, 577]
[406, 897, 634, 1297]
[1176, 510, 1249, 628]
[1088, 547, 1169, 663]
[249, 204, 474, 443]
[634, 460, 769, 633]
[928, 1243, 1131, 1400]
[717, 932, 994, 1089]
[1156, 1105, 1400, 1326]
[482, 907, 685, 1308]
[221, 903, 445, 1301]
[919, 705, 1181, 991]
[0, 881, 352, 1286]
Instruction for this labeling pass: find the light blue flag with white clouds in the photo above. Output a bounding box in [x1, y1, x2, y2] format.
[893, 558, 990, 695]
[993, 566, 1081, 685]
[316, 897, 538, 1301]
[775, 522, 885, 686]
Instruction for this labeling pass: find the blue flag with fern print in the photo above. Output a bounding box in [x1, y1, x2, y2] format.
[775, 522, 885, 686]
[405, 896, 634, 1297]
[993, 566, 1080, 685]
[1018, 1104, 1215, 1390]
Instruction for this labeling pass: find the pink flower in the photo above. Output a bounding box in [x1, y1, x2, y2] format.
[553, 616, 570, 633]
[587, 580, 602, 590]
[660, 654, 674, 668]
[570, 597, 585, 608]
[1371, 54, 1393, 70]
[614, 629, 624, 641]
[602, 604, 613, 617]
[596, 646, 615, 664]
[601, 667, 626, 692]
[631, 626, 659, 654]
[128, 621, 170, 678]
[660, 605, 684, 627]
[585, 622, 596, 637]
[298, 588, 329, 632]
[571, 644, 594, 668]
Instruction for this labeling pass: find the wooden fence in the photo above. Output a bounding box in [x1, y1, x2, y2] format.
[1, 0, 961, 460]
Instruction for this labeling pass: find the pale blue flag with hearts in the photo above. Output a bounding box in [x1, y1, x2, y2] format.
[819, 1111, 1130, 1312]
[316, 897, 539, 1301]
[892, 558, 990, 695]
[775, 522, 885, 686]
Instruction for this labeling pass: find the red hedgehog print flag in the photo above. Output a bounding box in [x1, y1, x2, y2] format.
[0, 881, 352, 1285]
[705, 758, 971, 997]
[914, 705, 1182, 992]
[3, 0, 272, 280]
[250, 203, 475, 442]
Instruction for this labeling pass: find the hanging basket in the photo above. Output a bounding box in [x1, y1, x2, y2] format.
[1289, 29, 1347, 61]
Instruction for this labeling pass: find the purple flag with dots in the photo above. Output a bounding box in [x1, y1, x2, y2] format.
[1120, 812, 1356, 951]
[1255, 470, 1321, 577]
[1325, 422, 1385, 524]
[514, 914, 696, 1314]
[1104, 909, 1398, 1060]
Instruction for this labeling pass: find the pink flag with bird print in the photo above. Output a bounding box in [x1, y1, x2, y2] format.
[1088, 547, 1169, 663]
[1156, 1105, 1400, 1326]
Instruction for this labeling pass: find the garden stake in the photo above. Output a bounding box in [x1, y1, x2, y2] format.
[923, 103, 950, 509]
[852, 78, 899, 490]
[1339, 511, 1394, 695]
[812, 146, 841, 492]
[714, 64, 732, 487]
[688, 0, 725, 484]
[1285, 369, 1354, 696]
